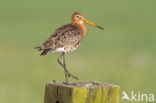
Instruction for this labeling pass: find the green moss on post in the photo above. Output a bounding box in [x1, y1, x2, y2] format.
[44, 81, 120, 103]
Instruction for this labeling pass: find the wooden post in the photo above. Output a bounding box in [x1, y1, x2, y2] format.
[44, 81, 120, 103]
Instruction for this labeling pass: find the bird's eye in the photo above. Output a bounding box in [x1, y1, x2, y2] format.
[76, 15, 79, 18]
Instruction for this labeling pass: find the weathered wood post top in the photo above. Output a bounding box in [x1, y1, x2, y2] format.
[44, 81, 120, 103]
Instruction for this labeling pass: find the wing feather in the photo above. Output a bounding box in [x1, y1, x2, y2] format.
[41, 24, 83, 51]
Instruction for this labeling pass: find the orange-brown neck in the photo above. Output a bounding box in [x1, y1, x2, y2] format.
[72, 22, 87, 36]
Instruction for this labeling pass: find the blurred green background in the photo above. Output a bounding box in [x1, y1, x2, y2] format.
[0, 0, 156, 103]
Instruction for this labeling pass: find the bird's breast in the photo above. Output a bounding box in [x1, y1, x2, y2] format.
[73, 23, 87, 36]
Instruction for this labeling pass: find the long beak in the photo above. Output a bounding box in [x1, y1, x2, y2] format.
[83, 19, 104, 30]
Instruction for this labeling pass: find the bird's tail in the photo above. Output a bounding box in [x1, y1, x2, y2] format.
[40, 48, 51, 56]
[35, 46, 51, 56]
[34, 46, 42, 51]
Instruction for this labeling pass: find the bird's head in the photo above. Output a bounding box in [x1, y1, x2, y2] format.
[72, 12, 104, 30]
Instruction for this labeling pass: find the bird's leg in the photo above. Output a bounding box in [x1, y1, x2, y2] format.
[62, 53, 79, 80]
[57, 53, 79, 82]
[62, 53, 68, 84]
[57, 53, 68, 84]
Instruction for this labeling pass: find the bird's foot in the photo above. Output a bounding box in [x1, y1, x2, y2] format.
[63, 81, 69, 85]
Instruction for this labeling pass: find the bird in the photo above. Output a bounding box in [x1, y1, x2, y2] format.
[35, 12, 104, 84]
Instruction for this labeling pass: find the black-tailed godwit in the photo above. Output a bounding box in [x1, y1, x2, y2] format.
[35, 12, 104, 84]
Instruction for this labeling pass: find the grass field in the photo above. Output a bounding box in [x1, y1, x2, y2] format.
[0, 0, 156, 103]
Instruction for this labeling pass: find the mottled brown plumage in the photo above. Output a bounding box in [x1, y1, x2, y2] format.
[35, 12, 104, 84]
[35, 24, 83, 55]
